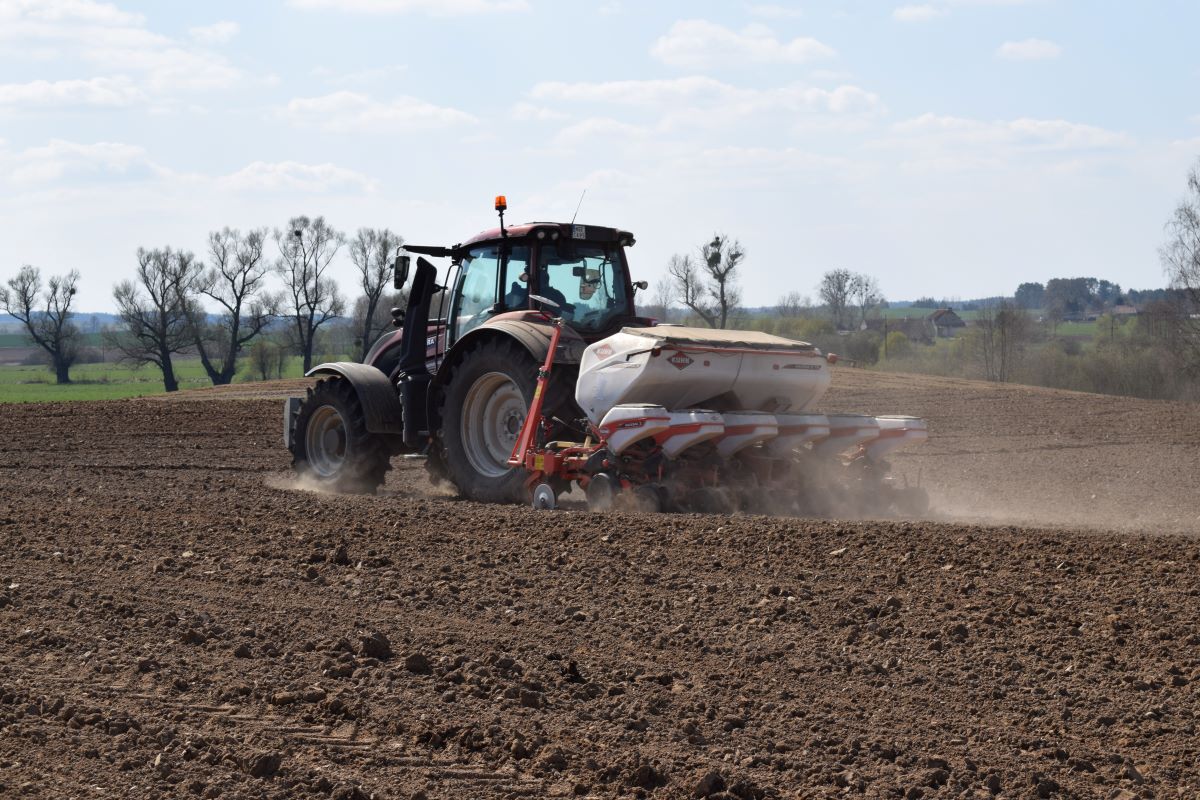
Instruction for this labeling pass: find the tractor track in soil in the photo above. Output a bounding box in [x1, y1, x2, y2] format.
[2, 368, 1199, 799]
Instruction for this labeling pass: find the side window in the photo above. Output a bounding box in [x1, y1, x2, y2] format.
[499, 247, 530, 310]
[452, 245, 529, 341]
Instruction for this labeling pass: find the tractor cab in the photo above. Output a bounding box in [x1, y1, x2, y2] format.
[370, 197, 648, 380]
[452, 229, 633, 343]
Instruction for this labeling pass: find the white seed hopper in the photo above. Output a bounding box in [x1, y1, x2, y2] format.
[583, 327, 927, 463]
[576, 326, 832, 424]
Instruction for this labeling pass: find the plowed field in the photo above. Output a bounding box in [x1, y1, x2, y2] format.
[2, 368, 1198, 799]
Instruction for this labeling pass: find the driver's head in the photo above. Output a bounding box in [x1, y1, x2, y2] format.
[578, 268, 600, 301]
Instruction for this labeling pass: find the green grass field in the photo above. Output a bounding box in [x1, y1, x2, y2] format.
[0, 356, 321, 403]
[0, 331, 105, 349]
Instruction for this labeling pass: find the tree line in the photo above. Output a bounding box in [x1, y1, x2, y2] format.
[6, 155, 1200, 396]
[1, 216, 403, 390]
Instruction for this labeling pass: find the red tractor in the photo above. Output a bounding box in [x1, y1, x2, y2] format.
[286, 197, 928, 515]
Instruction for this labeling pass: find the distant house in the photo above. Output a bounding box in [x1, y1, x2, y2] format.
[928, 308, 966, 338]
[1111, 304, 1139, 317]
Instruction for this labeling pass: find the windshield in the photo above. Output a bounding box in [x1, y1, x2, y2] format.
[537, 243, 629, 333]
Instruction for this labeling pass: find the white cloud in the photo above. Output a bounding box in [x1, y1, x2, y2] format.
[553, 117, 648, 147]
[651, 19, 835, 68]
[287, 0, 529, 14]
[188, 21, 240, 46]
[892, 4, 944, 22]
[531, 77, 882, 122]
[532, 76, 729, 106]
[283, 91, 477, 132]
[311, 64, 408, 85]
[880, 113, 1132, 172]
[688, 146, 850, 175]
[996, 38, 1062, 61]
[0, 76, 144, 109]
[0, 137, 375, 197]
[0, 0, 143, 27]
[510, 101, 569, 122]
[0, 139, 162, 185]
[0, 0, 241, 93]
[893, 0, 1044, 22]
[220, 161, 376, 193]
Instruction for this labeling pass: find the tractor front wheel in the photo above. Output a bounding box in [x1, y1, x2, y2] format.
[439, 340, 539, 503]
[290, 377, 390, 494]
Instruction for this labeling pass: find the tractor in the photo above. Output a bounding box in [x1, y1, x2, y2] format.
[285, 197, 928, 515]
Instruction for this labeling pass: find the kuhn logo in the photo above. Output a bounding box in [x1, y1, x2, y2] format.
[619, 421, 644, 429]
[667, 350, 693, 370]
[595, 344, 614, 359]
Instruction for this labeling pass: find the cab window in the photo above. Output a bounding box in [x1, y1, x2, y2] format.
[451, 245, 529, 341]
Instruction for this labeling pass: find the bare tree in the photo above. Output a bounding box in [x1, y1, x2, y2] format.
[177, 228, 278, 385]
[349, 227, 403, 361]
[248, 338, 287, 381]
[700, 234, 743, 329]
[1, 266, 80, 384]
[110, 248, 198, 392]
[850, 273, 883, 326]
[974, 301, 1031, 382]
[1160, 159, 1200, 370]
[667, 234, 744, 329]
[276, 216, 346, 372]
[350, 290, 406, 356]
[776, 290, 809, 317]
[667, 254, 712, 327]
[643, 274, 676, 323]
[818, 269, 855, 330]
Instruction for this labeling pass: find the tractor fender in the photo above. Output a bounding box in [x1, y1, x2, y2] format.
[432, 320, 586, 388]
[305, 362, 404, 435]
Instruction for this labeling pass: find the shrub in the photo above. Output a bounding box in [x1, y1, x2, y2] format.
[883, 331, 912, 359]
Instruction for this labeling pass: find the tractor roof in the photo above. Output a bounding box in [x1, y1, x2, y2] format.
[462, 221, 635, 249]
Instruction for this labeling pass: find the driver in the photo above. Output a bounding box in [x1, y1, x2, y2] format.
[504, 268, 569, 311]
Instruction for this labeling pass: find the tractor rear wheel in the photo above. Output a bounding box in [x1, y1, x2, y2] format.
[439, 339, 540, 503]
[290, 377, 390, 494]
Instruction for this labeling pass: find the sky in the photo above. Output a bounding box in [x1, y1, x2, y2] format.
[2, 0, 1199, 313]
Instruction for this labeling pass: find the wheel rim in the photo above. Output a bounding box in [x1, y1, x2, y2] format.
[461, 371, 525, 479]
[305, 404, 347, 478]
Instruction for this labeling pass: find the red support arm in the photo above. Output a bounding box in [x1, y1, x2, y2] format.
[507, 316, 564, 467]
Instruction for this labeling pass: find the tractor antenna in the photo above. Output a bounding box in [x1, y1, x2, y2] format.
[570, 189, 587, 226]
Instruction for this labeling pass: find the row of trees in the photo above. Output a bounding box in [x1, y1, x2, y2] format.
[651, 234, 887, 332]
[2, 217, 403, 389]
[1013, 278, 1123, 316]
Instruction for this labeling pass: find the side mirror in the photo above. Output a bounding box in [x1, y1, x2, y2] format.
[393, 254, 411, 290]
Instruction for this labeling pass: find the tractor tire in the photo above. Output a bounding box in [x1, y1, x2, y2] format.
[438, 339, 542, 503]
[290, 377, 390, 494]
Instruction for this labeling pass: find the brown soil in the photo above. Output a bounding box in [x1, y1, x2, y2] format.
[2, 369, 1198, 799]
